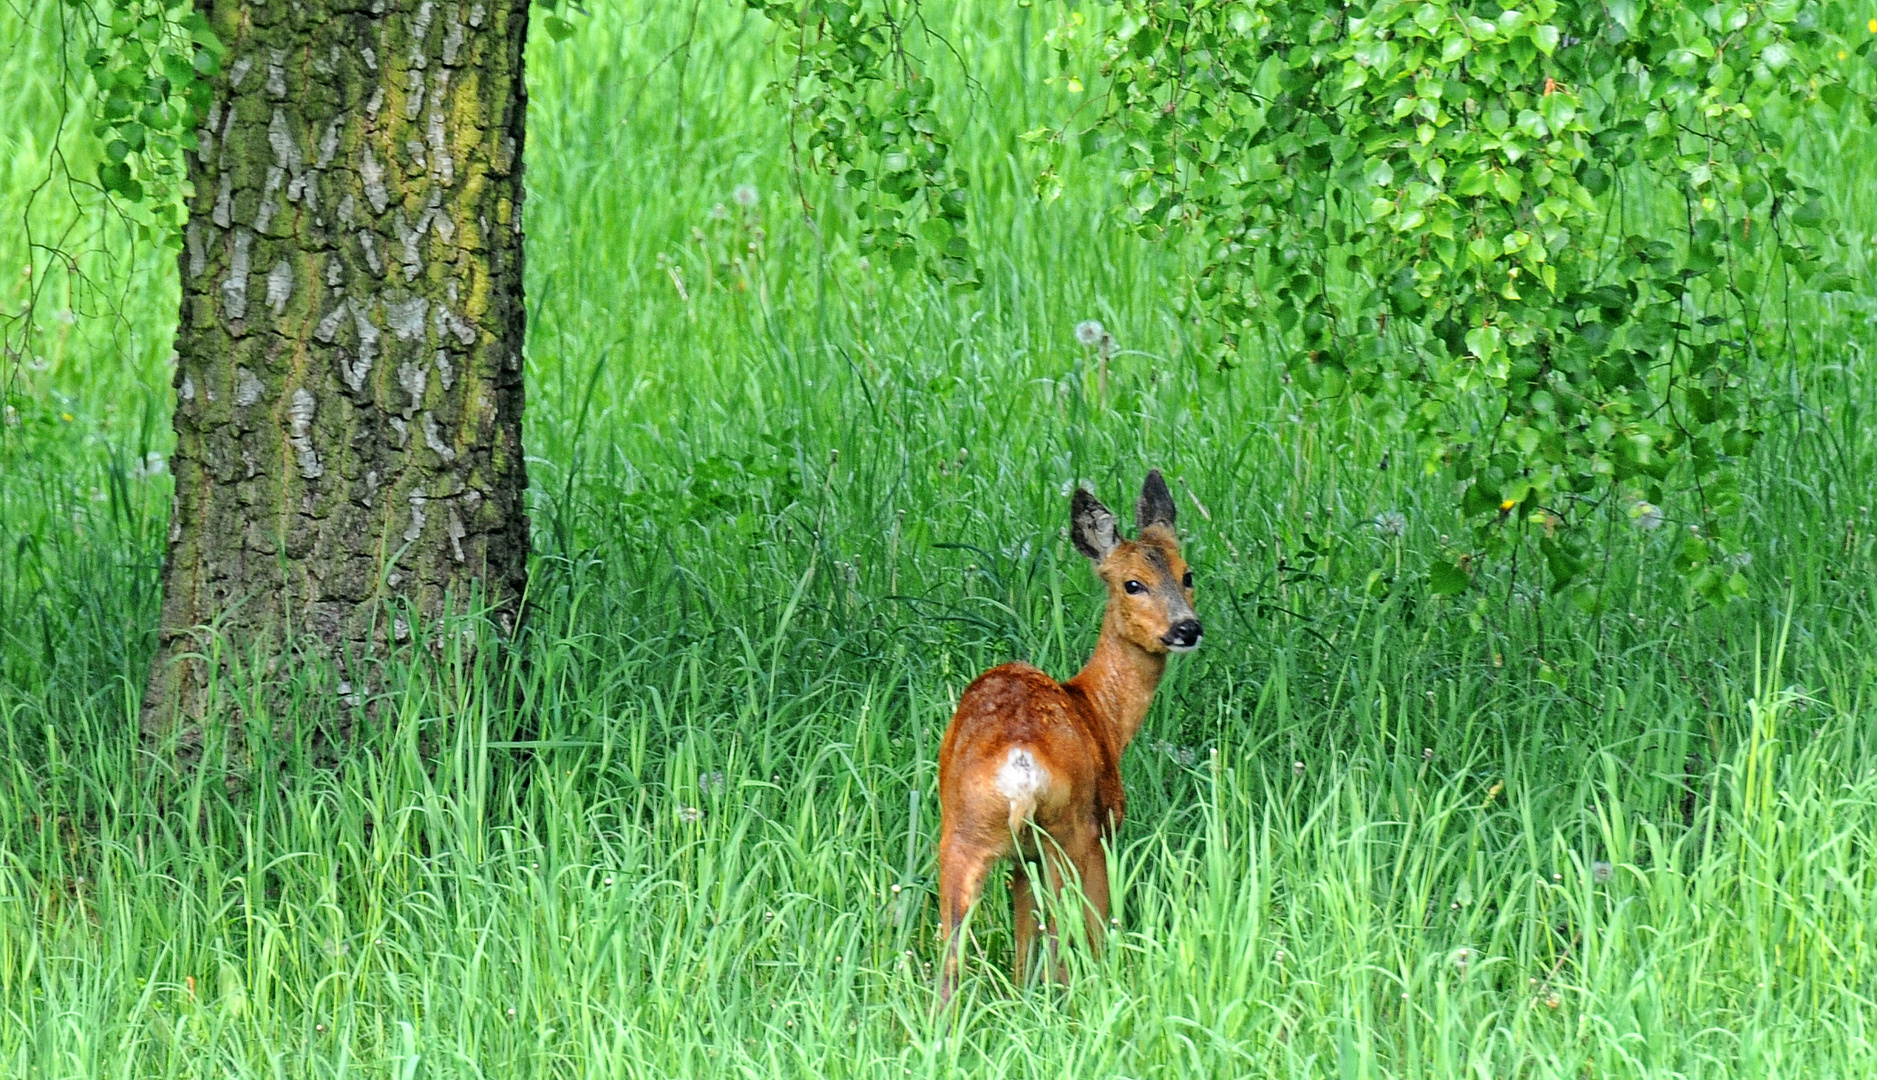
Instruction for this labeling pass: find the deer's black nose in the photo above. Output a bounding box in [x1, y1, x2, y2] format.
[1164, 619, 1203, 650]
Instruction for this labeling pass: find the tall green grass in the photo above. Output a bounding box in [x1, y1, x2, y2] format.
[4, 1, 1877, 1076]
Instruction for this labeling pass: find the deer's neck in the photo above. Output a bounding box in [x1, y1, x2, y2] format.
[1065, 611, 1168, 756]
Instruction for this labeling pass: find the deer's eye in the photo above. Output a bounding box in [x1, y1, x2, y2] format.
[1182, 571, 1194, 589]
[1124, 580, 1146, 595]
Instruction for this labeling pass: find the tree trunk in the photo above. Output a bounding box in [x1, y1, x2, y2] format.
[145, 0, 531, 742]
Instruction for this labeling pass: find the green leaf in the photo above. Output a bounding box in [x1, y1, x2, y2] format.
[1540, 538, 1584, 590]
[1814, 270, 1857, 294]
[1789, 198, 1825, 228]
[1492, 168, 1522, 203]
[543, 15, 575, 40]
[97, 160, 141, 201]
[1428, 559, 1470, 597]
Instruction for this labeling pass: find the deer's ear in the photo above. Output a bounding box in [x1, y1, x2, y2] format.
[1070, 489, 1119, 560]
[1135, 469, 1177, 533]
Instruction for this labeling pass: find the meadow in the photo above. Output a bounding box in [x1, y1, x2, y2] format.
[4, 2, 1877, 1076]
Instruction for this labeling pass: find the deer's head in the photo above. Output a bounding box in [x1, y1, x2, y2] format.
[1070, 470, 1201, 654]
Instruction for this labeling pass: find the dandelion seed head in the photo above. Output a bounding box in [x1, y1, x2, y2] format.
[732, 184, 759, 208]
[1374, 510, 1407, 538]
[1075, 319, 1106, 347]
[1592, 860, 1613, 882]
[678, 806, 704, 824]
[1631, 501, 1664, 531]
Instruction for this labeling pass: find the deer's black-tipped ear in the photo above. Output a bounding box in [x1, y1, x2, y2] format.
[1135, 469, 1177, 533]
[1071, 489, 1119, 560]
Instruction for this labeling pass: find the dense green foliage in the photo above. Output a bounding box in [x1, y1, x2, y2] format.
[5, 0, 1877, 1076]
[748, 0, 980, 283]
[758, 0, 1868, 600]
[1079, 0, 1864, 605]
[72, 0, 221, 220]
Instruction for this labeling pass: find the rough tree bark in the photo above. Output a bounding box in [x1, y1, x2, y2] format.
[144, 0, 531, 741]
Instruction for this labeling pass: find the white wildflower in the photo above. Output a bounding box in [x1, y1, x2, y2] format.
[129, 452, 167, 480]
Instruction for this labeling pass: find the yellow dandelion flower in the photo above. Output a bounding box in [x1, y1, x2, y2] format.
[1869, 16, 1876, 32]
[1499, 498, 1517, 511]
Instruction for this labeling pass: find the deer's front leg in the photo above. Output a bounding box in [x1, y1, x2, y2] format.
[1063, 828, 1112, 955]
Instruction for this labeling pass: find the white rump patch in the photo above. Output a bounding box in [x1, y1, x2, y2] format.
[996, 748, 1047, 829]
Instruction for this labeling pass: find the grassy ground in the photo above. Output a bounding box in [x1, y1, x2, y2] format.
[5, 2, 1877, 1076]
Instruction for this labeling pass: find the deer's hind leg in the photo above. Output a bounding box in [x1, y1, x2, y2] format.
[1011, 860, 1040, 985]
[936, 834, 994, 1007]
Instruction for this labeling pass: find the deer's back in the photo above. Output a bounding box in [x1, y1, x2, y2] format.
[938, 662, 1124, 840]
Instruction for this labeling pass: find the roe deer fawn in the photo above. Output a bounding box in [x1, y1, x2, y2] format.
[935, 469, 1200, 1004]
